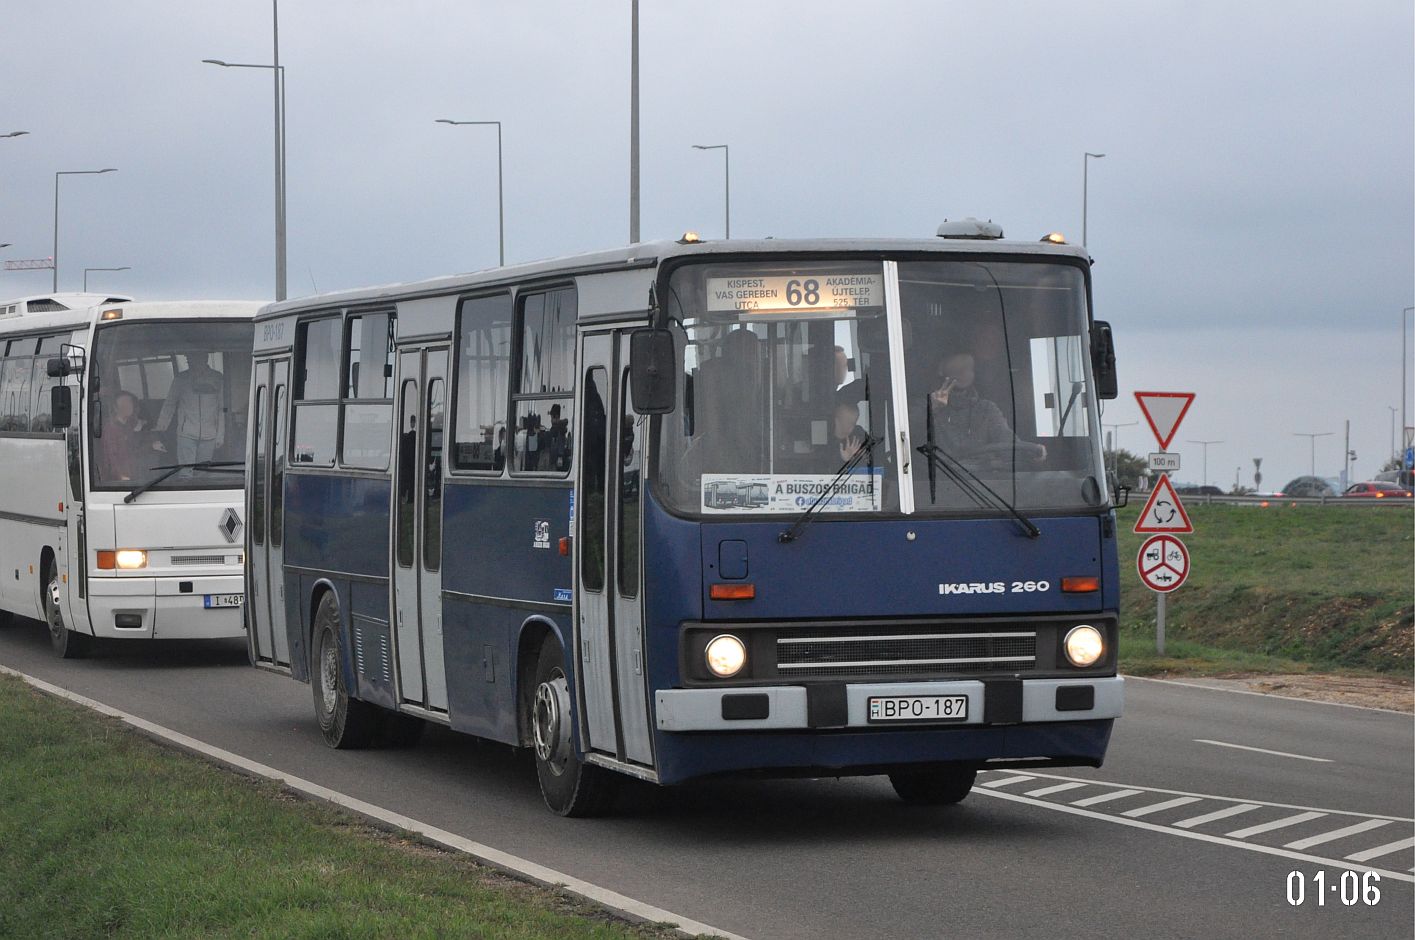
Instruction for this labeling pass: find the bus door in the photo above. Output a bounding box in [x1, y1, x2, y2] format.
[574, 331, 653, 767]
[391, 347, 449, 713]
[248, 358, 291, 667]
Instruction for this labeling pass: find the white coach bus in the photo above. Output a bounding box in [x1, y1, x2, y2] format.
[0, 293, 259, 656]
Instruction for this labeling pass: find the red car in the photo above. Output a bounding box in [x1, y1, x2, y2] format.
[1343, 481, 1414, 498]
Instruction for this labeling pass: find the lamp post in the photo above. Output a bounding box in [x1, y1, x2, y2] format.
[629, 0, 639, 243]
[53, 169, 117, 291]
[83, 266, 129, 291]
[691, 144, 730, 239]
[1388, 405, 1398, 465]
[1082, 152, 1105, 247]
[1, 131, 28, 140]
[1403, 306, 1413, 452]
[1293, 431, 1333, 476]
[204, 58, 287, 300]
[1102, 420, 1138, 477]
[435, 119, 504, 266]
[1187, 439, 1223, 489]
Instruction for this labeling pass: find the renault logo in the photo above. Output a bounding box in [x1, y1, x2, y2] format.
[219, 508, 243, 544]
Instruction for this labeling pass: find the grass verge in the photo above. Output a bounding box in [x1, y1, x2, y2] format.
[1116, 503, 1413, 676]
[0, 674, 677, 940]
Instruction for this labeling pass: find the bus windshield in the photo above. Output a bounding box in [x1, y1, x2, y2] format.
[653, 258, 1107, 517]
[89, 320, 255, 491]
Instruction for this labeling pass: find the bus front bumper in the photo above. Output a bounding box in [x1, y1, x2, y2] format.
[655, 676, 1123, 732]
[86, 575, 246, 640]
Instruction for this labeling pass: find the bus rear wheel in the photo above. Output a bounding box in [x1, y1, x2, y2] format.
[310, 592, 376, 749]
[529, 641, 616, 817]
[45, 561, 90, 659]
[888, 763, 977, 805]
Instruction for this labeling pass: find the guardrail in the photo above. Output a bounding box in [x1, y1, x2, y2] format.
[1130, 493, 1414, 508]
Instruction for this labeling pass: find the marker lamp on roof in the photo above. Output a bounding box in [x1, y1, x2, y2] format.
[1040, 232, 1068, 244]
[100, 309, 123, 320]
[678, 231, 702, 244]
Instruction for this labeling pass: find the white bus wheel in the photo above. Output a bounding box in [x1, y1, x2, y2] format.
[45, 562, 90, 660]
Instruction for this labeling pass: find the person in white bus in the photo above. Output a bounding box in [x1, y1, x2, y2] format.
[98, 390, 148, 482]
[152, 351, 225, 467]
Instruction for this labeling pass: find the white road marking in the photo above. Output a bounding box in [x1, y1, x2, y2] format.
[979, 774, 1036, 789]
[1193, 739, 1332, 763]
[1121, 796, 1200, 818]
[1024, 781, 1087, 798]
[1072, 788, 1143, 807]
[0, 666, 748, 940]
[1345, 837, 1415, 863]
[1174, 803, 1260, 829]
[1285, 819, 1393, 851]
[1226, 811, 1327, 839]
[1125, 674, 1410, 715]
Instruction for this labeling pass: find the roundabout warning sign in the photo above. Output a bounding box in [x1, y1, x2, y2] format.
[1137, 534, 1190, 593]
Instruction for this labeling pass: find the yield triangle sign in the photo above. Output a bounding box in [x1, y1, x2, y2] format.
[1133, 473, 1193, 534]
[1135, 391, 1195, 450]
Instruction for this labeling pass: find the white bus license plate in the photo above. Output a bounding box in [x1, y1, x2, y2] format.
[203, 594, 244, 609]
[868, 695, 968, 723]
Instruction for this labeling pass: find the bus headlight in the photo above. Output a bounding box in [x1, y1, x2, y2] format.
[1063, 625, 1104, 667]
[705, 634, 747, 678]
[115, 550, 148, 570]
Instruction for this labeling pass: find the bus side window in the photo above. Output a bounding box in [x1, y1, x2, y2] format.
[452, 293, 513, 473]
[29, 334, 63, 431]
[340, 312, 395, 470]
[617, 368, 641, 599]
[291, 317, 340, 465]
[581, 367, 608, 593]
[423, 377, 444, 571]
[0, 338, 36, 432]
[271, 385, 286, 546]
[252, 386, 267, 546]
[511, 287, 576, 476]
[395, 380, 417, 568]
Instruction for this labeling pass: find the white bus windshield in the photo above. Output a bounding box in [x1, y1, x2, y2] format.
[89, 320, 255, 491]
[653, 259, 1107, 517]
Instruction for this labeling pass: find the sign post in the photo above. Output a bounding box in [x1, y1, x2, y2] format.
[1134, 391, 1196, 654]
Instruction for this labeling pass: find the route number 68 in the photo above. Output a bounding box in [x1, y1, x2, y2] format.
[784, 279, 820, 306]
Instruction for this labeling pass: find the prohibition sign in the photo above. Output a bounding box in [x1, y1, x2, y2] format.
[1137, 534, 1189, 593]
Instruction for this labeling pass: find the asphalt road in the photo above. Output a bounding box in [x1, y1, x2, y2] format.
[1, 622, 1410, 940]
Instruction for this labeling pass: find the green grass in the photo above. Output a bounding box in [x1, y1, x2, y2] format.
[0, 675, 676, 940]
[1115, 503, 1414, 675]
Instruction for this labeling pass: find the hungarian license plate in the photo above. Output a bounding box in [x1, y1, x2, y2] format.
[203, 594, 244, 609]
[868, 694, 968, 723]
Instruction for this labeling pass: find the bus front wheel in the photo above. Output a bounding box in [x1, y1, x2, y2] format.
[310, 592, 376, 749]
[529, 641, 616, 817]
[45, 561, 90, 659]
[888, 763, 977, 805]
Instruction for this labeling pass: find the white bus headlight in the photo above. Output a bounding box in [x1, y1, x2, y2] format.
[1063, 625, 1104, 667]
[705, 634, 747, 678]
[115, 550, 148, 570]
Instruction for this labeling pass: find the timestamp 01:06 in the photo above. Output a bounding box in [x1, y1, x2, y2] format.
[1286, 870, 1381, 907]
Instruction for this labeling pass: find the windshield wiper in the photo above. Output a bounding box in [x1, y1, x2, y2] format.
[123, 460, 242, 504]
[916, 442, 1040, 539]
[778, 434, 880, 544]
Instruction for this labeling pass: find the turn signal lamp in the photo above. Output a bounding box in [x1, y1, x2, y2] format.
[1061, 576, 1100, 593]
[705, 634, 747, 678]
[1063, 624, 1104, 667]
[97, 549, 147, 570]
[709, 583, 755, 600]
[100, 308, 123, 320]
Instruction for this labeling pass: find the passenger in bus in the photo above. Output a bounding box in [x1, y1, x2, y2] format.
[153, 351, 226, 466]
[832, 399, 868, 464]
[99, 390, 148, 482]
[927, 351, 1044, 462]
[492, 426, 507, 472]
[546, 403, 571, 472]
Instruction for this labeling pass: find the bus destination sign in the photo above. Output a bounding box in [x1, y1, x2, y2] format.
[706, 273, 883, 315]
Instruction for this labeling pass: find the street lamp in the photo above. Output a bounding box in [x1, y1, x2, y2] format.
[53, 169, 117, 291]
[436, 119, 504, 266]
[84, 266, 130, 291]
[1402, 306, 1413, 453]
[204, 58, 287, 300]
[1388, 405, 1398, 465]
[692, 144, 730, 239]
[1187, 439, 1223, 489]
[1102, 420, 1138, 477]
[1082, 152, 1105, 247]
[1293, 431, 1333, 476]
[2, 131, 28, 139]
[629, 0, 639, 243]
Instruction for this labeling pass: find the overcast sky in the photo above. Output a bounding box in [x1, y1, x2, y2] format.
[3, 1, 1411, 488]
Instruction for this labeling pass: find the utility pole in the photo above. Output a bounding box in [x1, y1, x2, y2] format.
[1342, 419, 1354, 489]
[1187, 439, 1223, 489]
[628, 0, 640, 244]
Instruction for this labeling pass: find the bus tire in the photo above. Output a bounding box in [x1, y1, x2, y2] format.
[888, 763, 977, 805]
[310, 593, 376, 749]
[44, 561, 91, 659]
[529, 640, 616, 817]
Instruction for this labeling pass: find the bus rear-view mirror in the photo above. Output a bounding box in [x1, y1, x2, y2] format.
[1090, 320, 1118, 400]
[50, 386, 73, 429]
[630, 328, 676, 414]
[46, 356, 73, 378]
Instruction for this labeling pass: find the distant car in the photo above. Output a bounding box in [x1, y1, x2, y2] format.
[1342, 481, 1414, 498]
[1174, 484, 1224, 496]
[1282, 475, 1337, 498]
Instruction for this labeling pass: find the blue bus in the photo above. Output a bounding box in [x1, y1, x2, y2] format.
[246, 225, 1123, 815]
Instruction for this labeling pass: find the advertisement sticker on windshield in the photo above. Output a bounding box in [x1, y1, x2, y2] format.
[706, 273, 882, 315]
[700, 471, 883, 514]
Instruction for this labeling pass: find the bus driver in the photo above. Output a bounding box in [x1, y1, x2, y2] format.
[152, 350, 226, 466]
